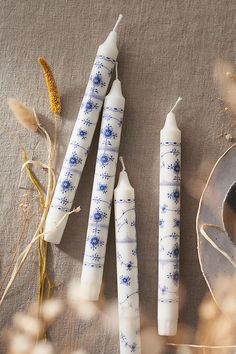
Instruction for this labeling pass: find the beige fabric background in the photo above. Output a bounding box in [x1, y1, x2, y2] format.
[0, 0, 235, 352]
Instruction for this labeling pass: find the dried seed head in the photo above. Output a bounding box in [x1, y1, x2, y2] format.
[226, 71, 236, 81]
[225, 133, 233, 141]
[9, 334, 33, 354]
[67, 278, 99, 320]
[38, 57, 61, 114]
[31, 342, 54, 354]
[40, 298, 64, 324]
[8, 98, 39, 132]
[13, 312, 43, 338]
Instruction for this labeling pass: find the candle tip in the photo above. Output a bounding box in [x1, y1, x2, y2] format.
[119, 156, 126, 171]
[115, 62, 118, 79]
[113, 14, 123, 32]
[170, 97, 183, 113]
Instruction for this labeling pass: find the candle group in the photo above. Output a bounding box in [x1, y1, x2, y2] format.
[43, 14, 184, 352]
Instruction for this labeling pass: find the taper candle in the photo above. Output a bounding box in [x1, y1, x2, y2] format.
[114, 157, 141, 354]
[44, 15, 123, 244]
[158, 97, 182, 336]
[80, 64, 125, 301]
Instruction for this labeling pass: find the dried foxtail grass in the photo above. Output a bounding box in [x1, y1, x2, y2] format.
[8, 98, 39, 132]
[38, 57, 61, 114]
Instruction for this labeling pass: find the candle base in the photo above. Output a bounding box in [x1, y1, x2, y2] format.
[79, 281, 101, 301]
[44, 210, 69, 244]
[158, 319, 177, 336]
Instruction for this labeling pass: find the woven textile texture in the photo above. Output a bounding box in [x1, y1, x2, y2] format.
[0, 0, 235, 352]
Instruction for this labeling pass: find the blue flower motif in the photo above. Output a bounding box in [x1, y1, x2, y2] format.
[159, 219, 164, 228]
[173, 218, 180, 227]
[120, 275, 131, 286]
[68, 152, 82, 167]
[97, 153, 114, 168]
[101, 124, 117, 145]
[167, 243, 179, 258]
[58, 196, 69, 205]
[160, 285, 168, 295]
[126, 261, 133, 271]
[168, 189, 180, 204]
[89, 236, 104, 250]
[161, 204, 168, 213]
[83, 99, 98, 114]
[167, 271, 179, 285]
[168, 160, 180, 174]
[98, 183, 108, 194]
[77, 128, 87, 139]
[131, 249, 137, 256]
[103, 125, 113, 137]
[92, 207, 107, 223]
[130, 344, 137, 352]
[91, 71, 105, 88]
[61, 180, 74, 193]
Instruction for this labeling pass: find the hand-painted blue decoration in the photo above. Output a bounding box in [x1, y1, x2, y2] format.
[120, 275, 131, 286]
[159, 139, 181, 309]
[80, 74, 125, 305]
[115, 192, 141, 354]
[47, 53, 116, 228]
[77, 128, 88, 139]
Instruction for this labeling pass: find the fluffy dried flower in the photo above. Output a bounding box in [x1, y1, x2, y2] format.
[13, 312, 43, 338]
[214, 60, 236, 114]
[8, 98, 39, 132]
[100, 300, 119, 333]
[198, 297, 219, 320]
[40, 298, 64, 324]
[141, 326, 165, 354]
[8, 334, 33, 354]
[31, 342, 54, 354]
[67, 278, 99, 320]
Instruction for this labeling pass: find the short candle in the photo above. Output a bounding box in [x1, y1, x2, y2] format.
[158, 97, 182, 336]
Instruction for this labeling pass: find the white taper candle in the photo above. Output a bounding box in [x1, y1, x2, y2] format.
[80, 64, 125, 301]
[44, 15, 123, 244]
[158, 97, 182, 336]
[114, 157, 141, 354]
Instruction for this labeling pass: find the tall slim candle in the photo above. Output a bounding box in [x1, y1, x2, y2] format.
[114, 158, 141, 354]
[158, 97, 182, 336]
[80, 64, 125, 301]
[44, 15, 123, 244]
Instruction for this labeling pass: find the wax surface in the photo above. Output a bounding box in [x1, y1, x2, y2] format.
[114, 171, 141, 354]
[158, 119, 181, 336]
[80, 80, 125, 300]
[44, 46, 117, 244]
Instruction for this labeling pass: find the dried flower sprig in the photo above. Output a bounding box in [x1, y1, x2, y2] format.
[38, 57, 61, 114]
[8, 98, 39, 132]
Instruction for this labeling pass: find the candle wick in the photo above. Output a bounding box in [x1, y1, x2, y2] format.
[113, 14, 123, 32]
[119, 156, 126, 171]
[116, 62, 118, 80]
[170, 97, 183, 113]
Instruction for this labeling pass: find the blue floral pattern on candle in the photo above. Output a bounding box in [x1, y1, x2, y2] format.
[81, 86, 125, 312]
[159, 139, 181, 307]
[77, 128, 88, 139]
[48, 53, 115, 217]
[115, 197, 141, 354]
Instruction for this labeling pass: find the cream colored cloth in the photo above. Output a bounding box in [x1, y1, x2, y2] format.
[0, 0, 235, 352]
